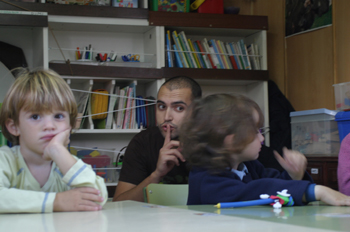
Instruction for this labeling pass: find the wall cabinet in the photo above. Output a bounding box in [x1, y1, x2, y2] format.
[0, 2, 269, 188]
[306, 156, 338, 190]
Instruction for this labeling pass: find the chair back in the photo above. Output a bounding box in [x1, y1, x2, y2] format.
[144, 184, 189, 206]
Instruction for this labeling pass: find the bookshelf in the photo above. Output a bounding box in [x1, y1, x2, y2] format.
[0, 10, 48, 69]
[0, 3, 269, 188]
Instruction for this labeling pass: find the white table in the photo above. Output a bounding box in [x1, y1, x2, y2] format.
[1, 201, 348, 232]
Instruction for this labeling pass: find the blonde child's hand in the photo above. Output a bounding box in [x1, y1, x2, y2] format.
[43, 127, 71, 161]
[274, 147, 307, 180]
[53, 187, 104, 212]
[314, 185, 350, 206]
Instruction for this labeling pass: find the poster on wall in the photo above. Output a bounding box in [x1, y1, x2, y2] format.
[285, 0, 332, 37]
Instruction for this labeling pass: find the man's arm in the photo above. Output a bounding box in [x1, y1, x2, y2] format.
[113, 172, 162, 202]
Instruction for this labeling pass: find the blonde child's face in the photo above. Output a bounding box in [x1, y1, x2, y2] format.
[10, 107, 71, 156]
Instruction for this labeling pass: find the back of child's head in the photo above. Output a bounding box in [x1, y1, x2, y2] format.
[0, 68, 77, 144]
[180, 93, 264, 170]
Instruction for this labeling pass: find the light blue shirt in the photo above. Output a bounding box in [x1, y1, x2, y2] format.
[231, 163, 249, 180]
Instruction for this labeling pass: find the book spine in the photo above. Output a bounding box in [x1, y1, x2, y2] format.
[193, 41, 207, 68]
[238, 39, 251, 70]
[172, 31, 189, 68]
[234, 42, 246, 70]
[177, 32, 193, 68]
[247, 44, 257, 70]
[173, 44, 183, 68]
[188, 38, 202, 68]
[225, 42, 238, 69]
[216, 40, 230, 69]
[243, 43, 252, 70]
[208, 46, 220, 69]
[179, 31, 198, 68]
[255, 44, 261, 70]
[123, 88, 132, 129]
[209, 39, 224, 69]
[202, 38, 217, 69]
[166, 33, 172, 68]
[196, 40, 212, 69]
[229, 42, 241, 69]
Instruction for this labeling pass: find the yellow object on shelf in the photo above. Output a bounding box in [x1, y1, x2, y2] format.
[91, 89, 108, 120]
[190, 0, 205, 11]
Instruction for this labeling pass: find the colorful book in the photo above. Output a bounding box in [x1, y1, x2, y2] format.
[173, 44, 183, 68]
[172, 30, 189, 68]
[196, 40, 212, 69]
[225, 42, 238, 69]
[238, 39, 251, 70]
[188, 38, 202, 68]
[228, 42, 241, 69]
[122, 87, 133, 129]
[202, 38, 216, 69]
[178, 31, 198, 68]
[254, 44, 261, 70]
[193, 41, 207, 68]
[234, 42, 245, 70]
[208, 39, 224, 69]
[247, 44, 258, 70]
[116, 86, 128, 129]
[207, 42, 221, 69]
[166, 30, 173, 67]
[105, 84, 119, 129]
[216, 40, 231, 69]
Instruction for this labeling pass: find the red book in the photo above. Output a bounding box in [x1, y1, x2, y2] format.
[196, 40, 214, 69]
[224, 42, 238, 69]
[229, 56, 238, 69]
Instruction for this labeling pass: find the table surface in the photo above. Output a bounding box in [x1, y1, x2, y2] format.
[1, 201, 350, 232]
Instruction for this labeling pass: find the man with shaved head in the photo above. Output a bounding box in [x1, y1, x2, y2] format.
[113, 76, 202, 202]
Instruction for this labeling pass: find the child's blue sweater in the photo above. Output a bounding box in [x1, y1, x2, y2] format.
[187, 160, 314, 206]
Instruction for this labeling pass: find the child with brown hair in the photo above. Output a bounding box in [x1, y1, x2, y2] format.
[180, 93, 350, 206]
[0, 68, 107, 213]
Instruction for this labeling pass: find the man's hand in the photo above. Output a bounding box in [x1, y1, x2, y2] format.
[54, 187, 104, 212]
[274, 147, 307, 180]
[152, 124, 185, 182]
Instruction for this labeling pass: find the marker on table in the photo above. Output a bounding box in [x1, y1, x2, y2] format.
[214, 198, 275, 209]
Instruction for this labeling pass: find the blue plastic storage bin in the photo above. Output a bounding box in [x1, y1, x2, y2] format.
[335, 111, 350, 144]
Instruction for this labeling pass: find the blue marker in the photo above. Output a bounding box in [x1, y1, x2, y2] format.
[215, 198, 274, 208]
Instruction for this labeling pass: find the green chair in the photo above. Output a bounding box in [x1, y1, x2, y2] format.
[144, 183, 189, 206]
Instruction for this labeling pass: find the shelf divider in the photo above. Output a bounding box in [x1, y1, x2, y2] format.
[0, 1, 148, 19]
[162, 67, 269, 81]
[149, 11, 268, 30]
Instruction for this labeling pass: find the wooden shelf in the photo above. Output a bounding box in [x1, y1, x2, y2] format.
[50, 63, 268, 82]
[0, 1, 148, 19]
[149, 11, 268, 30]
[0, 13, 48, 27]
[49, 63, 163, 79]
[162, 67, 269, 81]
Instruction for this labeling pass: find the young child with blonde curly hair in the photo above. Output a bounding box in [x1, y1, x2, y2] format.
[0, 69, 107, 213]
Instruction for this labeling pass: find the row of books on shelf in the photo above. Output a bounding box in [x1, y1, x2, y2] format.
[73, 82, 156, 130]
[166, 30, 261, 70]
